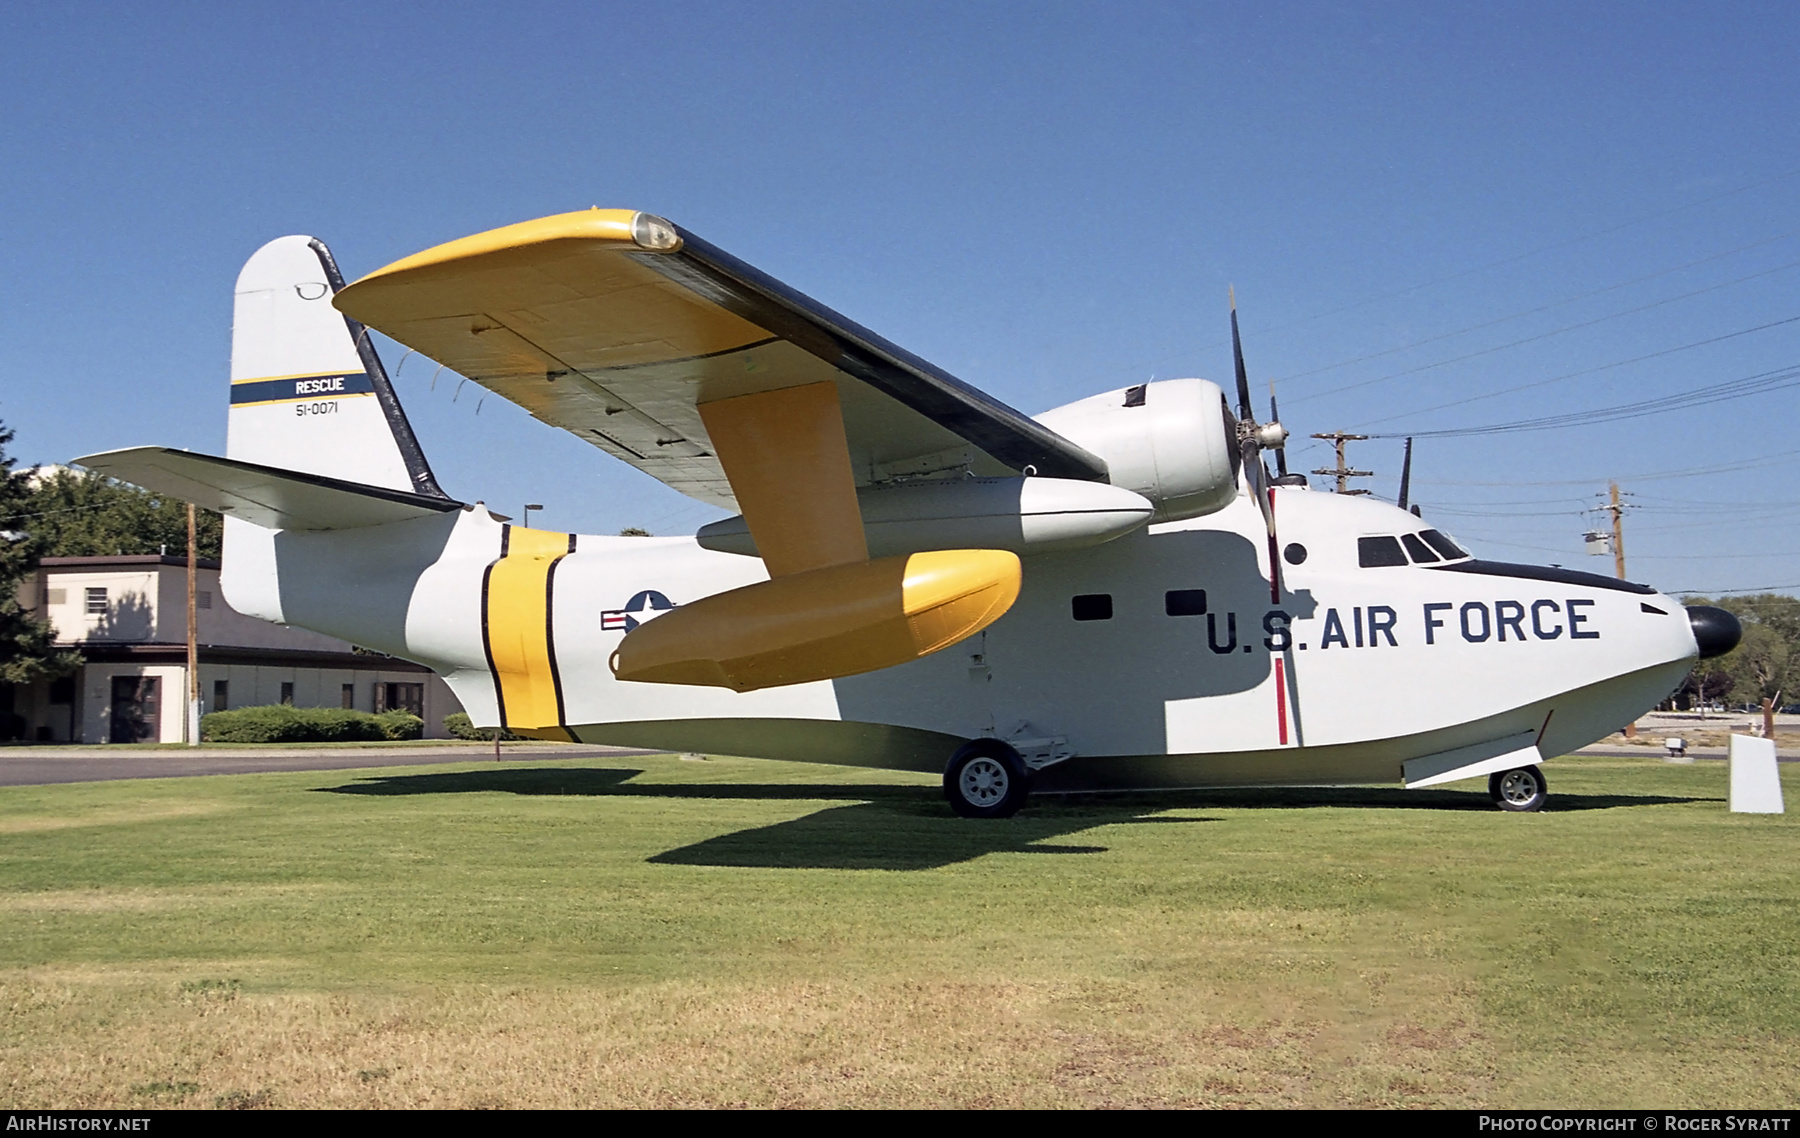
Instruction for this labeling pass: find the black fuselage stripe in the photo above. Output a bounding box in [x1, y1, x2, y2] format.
[480, 526, 511, 725]
[544, 533, 577, 728]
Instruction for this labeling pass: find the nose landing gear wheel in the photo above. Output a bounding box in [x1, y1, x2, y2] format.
[944, 739, 1029, 819]
[1489, 765, 1548, 812]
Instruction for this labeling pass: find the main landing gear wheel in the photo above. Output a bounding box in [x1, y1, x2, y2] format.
[1489, 765, 1548, 812]
[944, 739, 1029, 819]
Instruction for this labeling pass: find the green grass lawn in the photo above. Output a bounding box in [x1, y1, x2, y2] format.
[0, 753, 1794, 1108]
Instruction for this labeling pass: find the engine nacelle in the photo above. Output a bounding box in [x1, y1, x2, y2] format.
[1033, 378, 1240, 523]
[698, 476, 1153, 560]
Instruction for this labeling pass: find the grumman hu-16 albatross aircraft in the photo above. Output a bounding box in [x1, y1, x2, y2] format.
[80, 210, 1742, 816]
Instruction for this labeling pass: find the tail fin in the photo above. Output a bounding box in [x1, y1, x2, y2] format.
[228, 236, 447, 498]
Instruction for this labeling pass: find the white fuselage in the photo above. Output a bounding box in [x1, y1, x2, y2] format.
[227, 483, 1698, 790]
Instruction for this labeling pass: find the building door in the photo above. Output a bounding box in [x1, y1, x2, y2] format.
[109, 675, 160, 743]
[375, 682, 425, 718]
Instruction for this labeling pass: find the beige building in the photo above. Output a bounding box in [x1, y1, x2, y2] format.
[3, 554, 463, 743]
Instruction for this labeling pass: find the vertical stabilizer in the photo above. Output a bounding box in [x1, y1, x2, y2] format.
[227, 235, 445, 496]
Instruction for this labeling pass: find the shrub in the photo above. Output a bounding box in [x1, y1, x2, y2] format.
[443, 711, 518, 741]
[374, 711, 424, 741]
[201, 704, 409, 744]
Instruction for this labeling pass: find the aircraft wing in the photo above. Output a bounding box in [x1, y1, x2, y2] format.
[333, 210, 1107, 509]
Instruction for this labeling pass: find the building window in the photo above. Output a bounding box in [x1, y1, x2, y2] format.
[1071, 594, 1113, 621]
[213, 680, 228, 712]
[85, 587, 108, 615]
[46, 588, 66, 606]
[280, 682, 294, 705]
[49, 676, 75, 705]
[196, 591, 212, 610]
[341, 683, 355, 710]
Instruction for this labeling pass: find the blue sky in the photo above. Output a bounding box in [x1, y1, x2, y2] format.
[3, 2, 1796, 594]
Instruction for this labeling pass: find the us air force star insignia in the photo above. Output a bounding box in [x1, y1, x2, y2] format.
[601, 590, 677, 632]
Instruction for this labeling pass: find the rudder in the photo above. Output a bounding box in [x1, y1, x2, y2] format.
[227, 235, 446, 497]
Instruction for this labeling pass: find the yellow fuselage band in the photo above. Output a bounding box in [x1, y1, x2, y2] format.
[483, 526, 577, 738]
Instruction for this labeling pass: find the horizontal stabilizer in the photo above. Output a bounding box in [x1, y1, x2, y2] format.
[73, 446, 464, 532]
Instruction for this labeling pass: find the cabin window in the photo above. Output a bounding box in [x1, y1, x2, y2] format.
[1165, 589, 1206, 616]
[1420, 529, 1467, 560]
[1071, 594, 1113, 621]
[1401, 533, 1440, 563]
[85, 587, 108, 615]
[1357, 536, 1408, 568]
[1283, 543, 1308, 565]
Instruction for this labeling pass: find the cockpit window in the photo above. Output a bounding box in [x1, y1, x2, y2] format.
[1419, 529, 1467, 560]
[1358, 536, 1408, 567]
[1401, 533, 1440, 564]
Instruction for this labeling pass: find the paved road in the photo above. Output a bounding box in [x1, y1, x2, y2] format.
[0, 743, 660, 788]
[1575, 745, 1798, 761]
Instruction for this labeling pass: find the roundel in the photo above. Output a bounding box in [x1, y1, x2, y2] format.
[616, 590, 676, 632]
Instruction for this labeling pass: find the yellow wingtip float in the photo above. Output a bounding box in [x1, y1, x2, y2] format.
[611, 549, 1021, 692]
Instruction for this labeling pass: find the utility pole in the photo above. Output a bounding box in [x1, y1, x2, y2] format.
[1598, 483, 1636, 738]
[186, 503, 200, 748]
[1607, 481, 1627, 583]
[1310, 432, 1373, 495]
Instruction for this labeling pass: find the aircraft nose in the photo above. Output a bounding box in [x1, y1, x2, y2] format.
[1686, 605, 1742, 659]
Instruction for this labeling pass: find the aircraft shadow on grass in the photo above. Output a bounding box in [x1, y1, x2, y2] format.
[314, 766, 1706, 872]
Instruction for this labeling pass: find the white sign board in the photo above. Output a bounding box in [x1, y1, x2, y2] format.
[1729, 734, 1785, 814]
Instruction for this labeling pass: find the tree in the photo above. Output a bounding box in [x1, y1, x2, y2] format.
[1679, 653, 1734, 715]
[0, 424, 80, 684]
[1681, 594, 1798, 731]
[1723, 624, 1788, 705]
[1721, 594, 1800, 654]
[18, 467, 221, 560]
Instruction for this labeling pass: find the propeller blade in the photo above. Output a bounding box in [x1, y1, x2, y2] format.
[1244, 438, 1275, 538]
[1230, 291, 1253, 422]
[1245, 437, 1282, 602]
[1269, 379, 1289, 477]
[1397, 437, 1414, 510]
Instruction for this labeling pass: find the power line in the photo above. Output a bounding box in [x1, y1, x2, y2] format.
[1093, 167, 1800, 384]
[1293, 257, 1800, 403]
[1357, 315, 1800, 432]
[1623, 549, 1800, 560]
[1428, 447, 1800, 486]
[1363, 355, 1800, 439]
[1275, 232, 1798, 386]
[1247, 168, 1800, 340]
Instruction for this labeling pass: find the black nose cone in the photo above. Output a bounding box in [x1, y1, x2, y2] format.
[1686, 606, 1742, 659]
